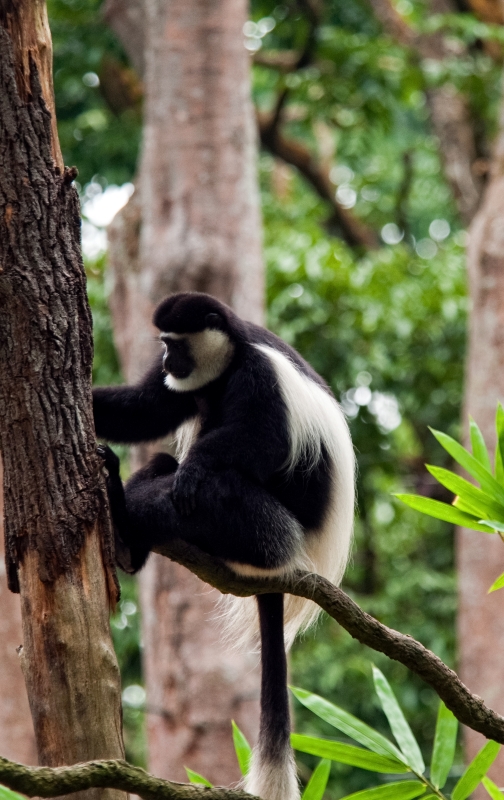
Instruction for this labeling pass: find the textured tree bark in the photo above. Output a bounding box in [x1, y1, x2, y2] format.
[105, 0, 263, 785]
[459, 99, 504, 788]
[0, 9, 125, 798]
[0, 460, 36, 765]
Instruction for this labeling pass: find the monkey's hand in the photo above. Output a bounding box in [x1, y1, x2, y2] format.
[171, 459, 205, 515]
[97, 443, 120, 478]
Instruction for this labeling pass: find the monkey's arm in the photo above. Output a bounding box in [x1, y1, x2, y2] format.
[99, 445, 178, 572]
[93, 361, 197, 443]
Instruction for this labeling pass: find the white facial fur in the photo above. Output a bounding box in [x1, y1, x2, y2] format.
[163, 329, 235, 392]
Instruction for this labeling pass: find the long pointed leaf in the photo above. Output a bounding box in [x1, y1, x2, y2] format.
[394, 495, 495, 533]
[302, 759, 331, 800]
[429, 429, 504, 505]
[185, 768, 213, 787]
[232, 721, 252, 777]
[0, 787, 26, 800]
[452, 740, 500, 800]
[495, 405, 504, 485]
[430, 702, 458, 789]
[488, 572, 504, 592]
[291, 734, 410, 773]
[372, 667, 424, 774]
[483, 776, 504, 800]
[339, 780, 426, 800]
[425, 466, 504, 522]
[470, 418, 492, 471]
[479, 520, 504, 533]
[291, 687, 406, 762]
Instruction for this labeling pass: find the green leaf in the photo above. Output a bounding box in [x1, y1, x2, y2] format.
[483, 776, 504, 800]
[479, 520, 504, 533]
[339, 780, 426, 800]
[488, 572, 504, 592]
[470, 418, 492, 472]
[0, 787, 27, 800]
[452, 740, 500, 800]
[184, 768, 213, 787]
[301, 759, 331, 800]
[291, 734, 410, 773]
[291, 687, 406, 763]
[394, 495, 495, 533]
[372, 667, 424, 774]
[495, 405, 504, 485]
[425, 466, 504, 522]
[232, 720, 252, 777]
[429, 429, 504, 505]
[430, 702, 458, 789]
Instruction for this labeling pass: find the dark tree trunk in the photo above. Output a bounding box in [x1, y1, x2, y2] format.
[0, 7, 125, 797]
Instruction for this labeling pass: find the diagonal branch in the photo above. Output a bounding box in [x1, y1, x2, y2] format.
[258, 112, 379, 248]
[154, 538, 504, 745]
[0, 755, 258, 800]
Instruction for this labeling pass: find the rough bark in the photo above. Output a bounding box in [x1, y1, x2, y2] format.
[458, 96, 504, 786]
[0, 754, 262, 800]
[0, 11, 125, 798]
[105, 0, 264, 785]
[0, 459, 36, 765]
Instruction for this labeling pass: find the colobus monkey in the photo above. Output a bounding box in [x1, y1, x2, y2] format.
[93, 292, 355, 800]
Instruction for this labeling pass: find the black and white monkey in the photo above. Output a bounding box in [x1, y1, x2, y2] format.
[93, 292, 355, 800]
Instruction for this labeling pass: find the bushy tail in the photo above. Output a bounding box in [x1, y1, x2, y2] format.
[245, 594, 300, 800]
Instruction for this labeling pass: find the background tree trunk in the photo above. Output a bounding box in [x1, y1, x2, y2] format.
[0, 462, 36, 765]
[0, 5, 125, 795]
[458, 96, 504, 786]
[105, 0, 264, 785]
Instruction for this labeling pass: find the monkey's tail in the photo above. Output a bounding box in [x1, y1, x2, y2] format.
[245, 594, 300, 800]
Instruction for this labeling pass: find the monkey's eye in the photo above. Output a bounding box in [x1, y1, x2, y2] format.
[205, 312, 222, 327]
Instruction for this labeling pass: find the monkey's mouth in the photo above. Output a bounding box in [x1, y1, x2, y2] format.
[162, 355, 193, 379]
[162, 339, 195, 379]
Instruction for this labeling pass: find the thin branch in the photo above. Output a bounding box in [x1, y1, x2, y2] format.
[154, 538, 504, 745]
[0, 756, 258, 800]
[258, 111, 379, 249]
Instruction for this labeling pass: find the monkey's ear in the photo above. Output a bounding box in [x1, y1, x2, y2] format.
[205, 312, 223, 328]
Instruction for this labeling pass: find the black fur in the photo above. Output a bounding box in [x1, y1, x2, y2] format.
[93, 292, 343, 799]
[93, 293, 333, 569]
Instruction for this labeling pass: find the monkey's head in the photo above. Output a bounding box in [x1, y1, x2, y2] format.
[153, 293, 236, 392]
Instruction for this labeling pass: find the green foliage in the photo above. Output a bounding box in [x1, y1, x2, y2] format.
[184, 768, 213, 787]
[430, 702, 458, 790]
[0, 787, 27, 800]
[395, 408, 504, 591]
[225, 676, 491, 800]
[232, 720, 253, 777]
[302, 758, 332, 800]
[48, 0, 141, 185]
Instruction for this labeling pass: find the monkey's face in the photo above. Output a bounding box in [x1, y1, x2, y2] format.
[155, 294, 236, 392]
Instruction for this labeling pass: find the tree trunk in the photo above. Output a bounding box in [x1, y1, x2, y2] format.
[0, 6, 125, 796]
[0, 462, 36, 765]
[105, 0, 264, 784]
[459, 99, 504, 787]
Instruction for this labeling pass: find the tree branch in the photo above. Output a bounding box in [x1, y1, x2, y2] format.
[258, 112, 379, 249]
[154, 538, 504, 745]
[0, 755, 259, 800]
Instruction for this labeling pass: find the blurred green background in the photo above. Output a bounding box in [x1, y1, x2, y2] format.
[45, 0, 496, 792]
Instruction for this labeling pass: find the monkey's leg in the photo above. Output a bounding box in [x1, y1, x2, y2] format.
[125, 467, 304, 572]
[99, 446, 178, 572]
